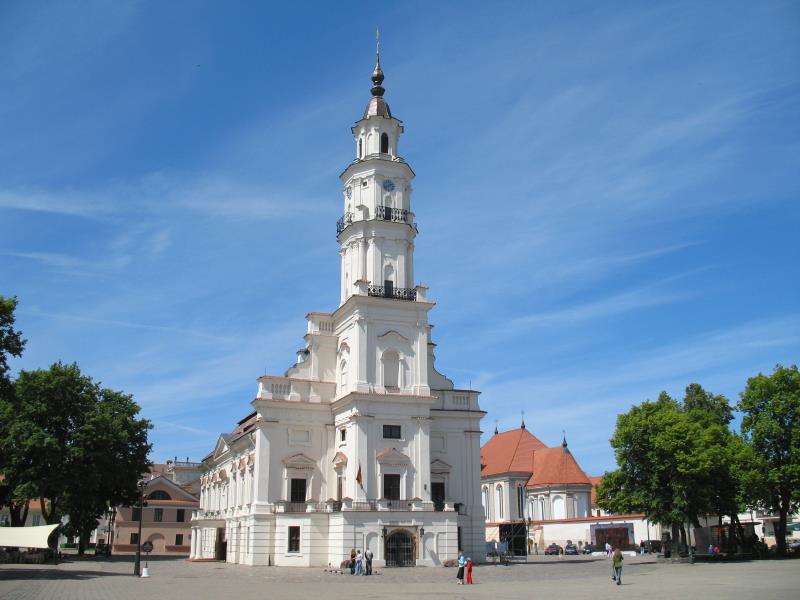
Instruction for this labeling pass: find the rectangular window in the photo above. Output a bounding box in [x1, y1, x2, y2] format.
[154, 508, 163, 522]
[383, 424, 401, 439]
[384, 474, 401, 500]
[175, 534, 184, 546]
[458, 526, 463, 552]
[288, 526, 300, 553]
[432, 482, 445, 511]
[130, 533, 139, 545]
[290, 478, 307, 503]
[177, 509, 185, 523]
[132, 507, 141, 521]
[340, 428, 346, 442]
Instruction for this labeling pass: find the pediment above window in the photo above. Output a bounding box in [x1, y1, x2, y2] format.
[332, 451, 348, 471]
[376, 447, 411, 465]
[430, 459, 452, 474]
[282, 453, 317, 469]
[377, 330, 410, 343]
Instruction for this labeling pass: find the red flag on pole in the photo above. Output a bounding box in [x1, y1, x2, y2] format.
[356, 463, 363, 490]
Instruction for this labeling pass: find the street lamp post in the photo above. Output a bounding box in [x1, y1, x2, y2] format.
[133, 481, 147, 576]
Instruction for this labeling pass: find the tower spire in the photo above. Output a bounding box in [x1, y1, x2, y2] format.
[520, 410, 526, 430]
[371, 27, 385, 98]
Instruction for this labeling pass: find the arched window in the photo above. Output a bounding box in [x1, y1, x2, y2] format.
[358, 138, 363, 158]
[517, 485, 525, 519]
[495, 485, 503, 520]
[552, 495, 565, 520]
[482, 487, 489, 520]
[539, 497, 546, 520]
[148, 490, 171, 500]
[380, 132, 389, 154]
[382, 350, 400, 389]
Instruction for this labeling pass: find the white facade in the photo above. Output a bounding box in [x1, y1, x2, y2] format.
[190, 53, 486, 568]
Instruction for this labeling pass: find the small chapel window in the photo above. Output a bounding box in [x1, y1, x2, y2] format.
[358, 138, 363, 158]
[380, 132, 389, 154]
[340, 428, 346, 442]
[288, 526, 300, 553]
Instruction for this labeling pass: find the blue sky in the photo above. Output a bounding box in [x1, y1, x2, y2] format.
[1, 1, 798, 475]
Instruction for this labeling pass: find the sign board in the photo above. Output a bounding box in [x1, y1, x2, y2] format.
[142, 541, 153, 553]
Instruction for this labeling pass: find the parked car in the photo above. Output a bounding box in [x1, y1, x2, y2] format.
[544, 543, 563, 556]
[582, 543, 594, 554]
[564, 543, 579, 555]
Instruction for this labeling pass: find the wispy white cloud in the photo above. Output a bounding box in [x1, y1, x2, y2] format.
[20, 308, 242, 343]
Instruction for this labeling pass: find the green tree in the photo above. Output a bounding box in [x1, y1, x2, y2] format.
[2, 362, 151, 553]
[597, 385, 743, 552]
[739, 364, 800, 556]
[0, 295, 27, 525]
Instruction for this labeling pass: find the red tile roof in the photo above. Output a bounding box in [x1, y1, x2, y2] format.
[480, 428, 592, 487]
[527, 447, 592, 487]
[480, 428, 547, 477]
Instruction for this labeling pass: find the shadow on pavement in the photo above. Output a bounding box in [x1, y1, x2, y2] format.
[0, 568, 130, 580]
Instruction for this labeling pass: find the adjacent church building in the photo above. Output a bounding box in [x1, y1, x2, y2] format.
[190, 50, 486, 567]
[481, 425, 660, 553]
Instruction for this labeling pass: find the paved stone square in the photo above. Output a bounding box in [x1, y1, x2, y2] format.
[2, 555, 799, 599]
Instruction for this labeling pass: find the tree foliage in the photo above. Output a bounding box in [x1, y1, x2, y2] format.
[738, 364, 800, 556]
[1, 362, 151, 553]
[0, 295, 27, 525]
[597, 385, 745, 549]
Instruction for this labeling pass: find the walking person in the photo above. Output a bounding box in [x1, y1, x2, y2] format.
[364, 547, 373, 575]
[605, 541, 612, 557]
[466, 556, 473, 584]
[349, 548, 356, 574]
[611, 548, 624, 585]
[456, 551, 466, 584]
[354, 549, 364, 576]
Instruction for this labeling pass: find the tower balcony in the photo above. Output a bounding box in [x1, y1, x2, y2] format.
[375, 205, 408, 223]
[336, 212, 354, 235]
[336, 208, 418, 237]
[367, 284, 417, 301]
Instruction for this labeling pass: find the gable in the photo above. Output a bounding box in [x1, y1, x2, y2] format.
[282, 453, 317, 469]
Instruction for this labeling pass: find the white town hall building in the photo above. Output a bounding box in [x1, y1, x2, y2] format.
[190, 49, 486, 567]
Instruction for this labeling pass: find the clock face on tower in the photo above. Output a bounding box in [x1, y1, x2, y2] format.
[382, 179, 395, 192]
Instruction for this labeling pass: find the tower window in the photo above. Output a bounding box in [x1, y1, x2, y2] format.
[380, 133, 389, 154]
[358, 138, 363, 158]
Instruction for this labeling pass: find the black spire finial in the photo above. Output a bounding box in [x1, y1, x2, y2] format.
[494, 419, 499, 435]
[521, 410, 526, 430]
[371, 27, 385, 97]
[562, 430, 569, 450]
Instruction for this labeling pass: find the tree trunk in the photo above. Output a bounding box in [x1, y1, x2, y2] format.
[679, 524, 687, 553]
[40, 497, 59, 525]
[9, 500, 29, 527]
[776, 507, 788, 557]
[77, 532, 86, 556]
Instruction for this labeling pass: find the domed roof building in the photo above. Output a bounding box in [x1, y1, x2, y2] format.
[480, 425, 659, 555]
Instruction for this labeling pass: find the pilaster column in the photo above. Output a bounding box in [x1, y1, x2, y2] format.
[359, 239, 367, 281]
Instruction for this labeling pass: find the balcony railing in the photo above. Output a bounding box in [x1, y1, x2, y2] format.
[376, 205, 408, 223]
[336, 208, 417, 237]
[367, 285, 417, 301]
[336, 212, 353, 235]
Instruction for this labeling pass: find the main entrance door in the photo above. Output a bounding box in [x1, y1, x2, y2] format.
[385, 531, 414, 567]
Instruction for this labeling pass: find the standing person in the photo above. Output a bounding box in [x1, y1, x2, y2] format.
[456, 551, 466, 584]
[640, 540, 645, 555]
[466, 556, 473, 584]
[349, 548, 356, 574]
[605, 541, 612, 557]
[364, 547, 373, 575]
[612, 548, 624, 585]
[354, 549, 363, 576]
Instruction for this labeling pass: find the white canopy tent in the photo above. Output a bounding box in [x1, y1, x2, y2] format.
[0, 524, 59, 549]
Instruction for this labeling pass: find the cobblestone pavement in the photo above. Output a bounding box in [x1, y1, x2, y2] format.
[1, 555, 799, 600]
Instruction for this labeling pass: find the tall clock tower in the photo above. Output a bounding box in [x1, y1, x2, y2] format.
[337, 50, 417, 305]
